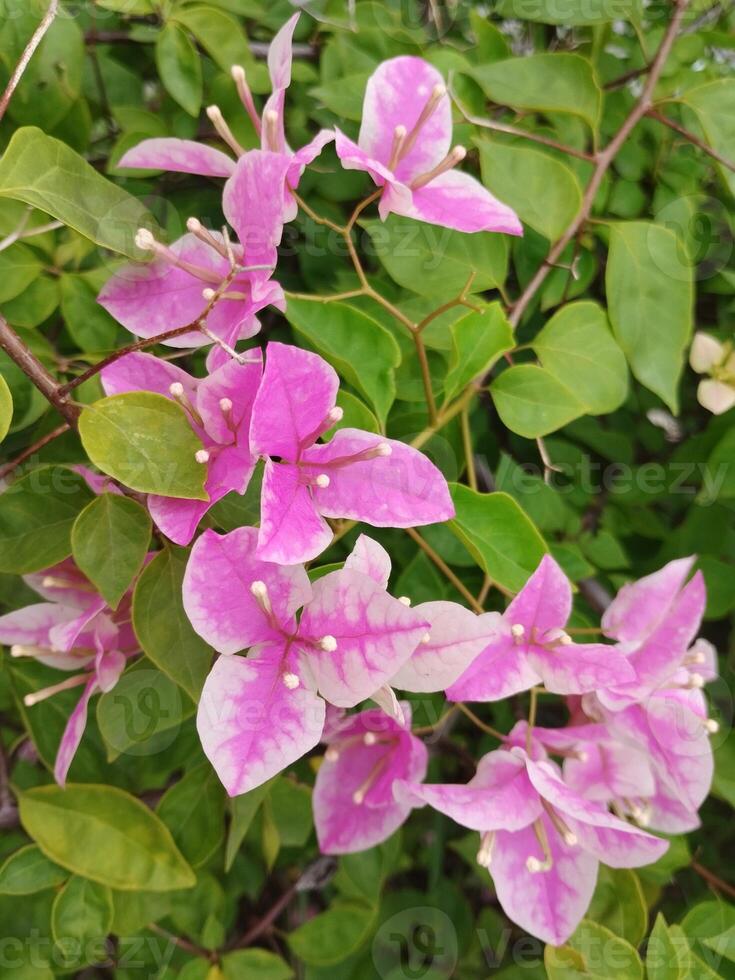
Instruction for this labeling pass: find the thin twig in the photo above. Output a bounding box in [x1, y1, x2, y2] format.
[646, 107, 735, 172]
[0, 0, 60, 123]
[526, 688, 538, 753]
[450, 82, 596, 163]
[506, 0, 691, 332]
[691, 861, 735, 900]
[0, 423, 70, 480]
[404, 527, 484, 613]
[460, 407, 477, 492]
[0, 316, 79, 425]
[456, 703, 505, 740]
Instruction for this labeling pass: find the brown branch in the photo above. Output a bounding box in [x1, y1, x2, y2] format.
[506, 0, 691, 331]
[0, 0, 60, 123]
[646, 107, 735, 172]
[0, 423, 70, 480]
[404, 526, 484, 613]
[0, 316, 79, 425]
[604, 63, 651, 91]
[691, 860, 735, 900]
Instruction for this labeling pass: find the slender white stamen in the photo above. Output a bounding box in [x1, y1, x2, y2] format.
[375, 442, 392, 457]
[315, 474, 330, 488]
[169, 383, 204, 426]
[10, 644, 43, 659]
[421, 632, 431, 644]
[705, 718, 720, 733]
[250, 580, 273, 616]
[219, 398, 233, 414]
[562, 831, 578, 846]
[169, 382, 184, 398]
[574, 750, 588, 763]
[687, 672, 705, 689]
[195, 450, 210, 464]
[511, 623, 525, 639]
[388, 124, 407, 170]
[318, 635, 337, 652]
[559, 633, 573, 646]
[398, 596, 411, 606]
[264, 109, 280, 152]
[327, 407, 344, 424]
[206, 105, 245, 157]
[685, 650, 706, 665]
[24, 673, 90, 706]
[353, 788, 366, 805]
[135, 228, 156, 251]
[202, 288, 217, 302]
[400, 83, 447, 162]
[325, 746, 339, 762]
[411, 145, 467, 189]
[187, 217, 230, 259]
[231, 65, 262, 134]
[477, 831, 495, 867]
[363, 732, 378, 746]
[282, 672, 300, 690]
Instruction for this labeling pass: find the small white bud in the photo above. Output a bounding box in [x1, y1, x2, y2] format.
[186, 217, 202, 234]
[688, 672, 705, 689]
[449, 145, 467, 164]
[10, 645, 25, 658]
[327, 407, 344, 424]
[195, 450, 210, 464]
[375, 442, 392, 457]
[363, 732, 378, 746]
[352, 789, 365, 805]
[282, 672, 300, 690]
[562, 831, 578, 846]
[325, 746, 339, 762]
[219, 397, 233, 413]
[169, 382, 185, 397]
[559, 633, 573, 646]
[315, 474, 330, 488]
[432, 83, 447, 100]
[394, 124, 407, 138]
[421, 632, 432, 644]
[202, 288, 217, 301]
[398, 596, 411, 606]
[526, 856, 544, 873]
[511, 623, 525, 639]
[705, 718, 720, 734]
[231, 64, 246, 84]
[319, 635, 338, 652]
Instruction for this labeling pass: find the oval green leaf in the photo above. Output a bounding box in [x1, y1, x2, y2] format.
[491, 363, 585, 437]
[78, 392, 208, 499]
[0, 845, 68, 896]
[18, 784, 196, 892]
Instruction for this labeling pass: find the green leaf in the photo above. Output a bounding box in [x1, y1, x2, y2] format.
[224, 781, 273, 872]
[0, 845, 67, 895]
[606, 222, 693, 413]
[173, 4, 253, 71]
[0, 466, 94, 574]
[678, 80, 735, 195]
[269, 778, 313, 847]
[0, 373, 12, 443]
[59, 275, 122, 354]
[132, 547, 213, 699]
[470, 54, 601, 129]
[96, 661, 194, 761]
[71, 494, 151, 609]
[646, 914, 683, 980]
[51, 876, 113, 959]
[0, 243, 42, 304]
[493, 0, 641, 23]
[362, 215, 508, 298]
[712, 730, 735, 807]
[532, 301, 629, 414]
[681, 901, 735, 968]
[79, 393, 208, 499]
[448, 485, 548, 592]
[444, 302, 514, 402]
[587, 867, 647, 946]
[17, 784, 196, 892]
[490, 364, 585, 437]
[287, 901, 376, 967]
[155, 22, 203, 116]
[477, 140, 583, 240]
[545, 919, 643, 978]
[331, 390, 380, 435]
[156, 763, 226, 868]
[701, 428, 735, 502]
[285, 297, 401, 426]
[0, 128, 154, 259]
[669, 923, 723, 978]
[221, 950, 294, 980]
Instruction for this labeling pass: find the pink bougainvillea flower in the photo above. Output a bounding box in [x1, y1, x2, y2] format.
[446, 555, 635, 702]
[404, 746, 668, 945]
[344, 534, 499, 694]
[249, 342, 454, 565]
[101, 351, 261, 545]
[99, 150, 288, 371]
[594, 557, 708, 710]
[118, 14, 332, 221]
[334, 56, 522, 235]
[0, 560, 140, 784]
[184, 527, 429, 795]
[313, 703, 427, 854]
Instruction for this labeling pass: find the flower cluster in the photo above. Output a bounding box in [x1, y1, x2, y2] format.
[0, 14, 721, 952]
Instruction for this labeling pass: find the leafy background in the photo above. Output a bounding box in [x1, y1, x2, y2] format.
[0, 0, 734, 977]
